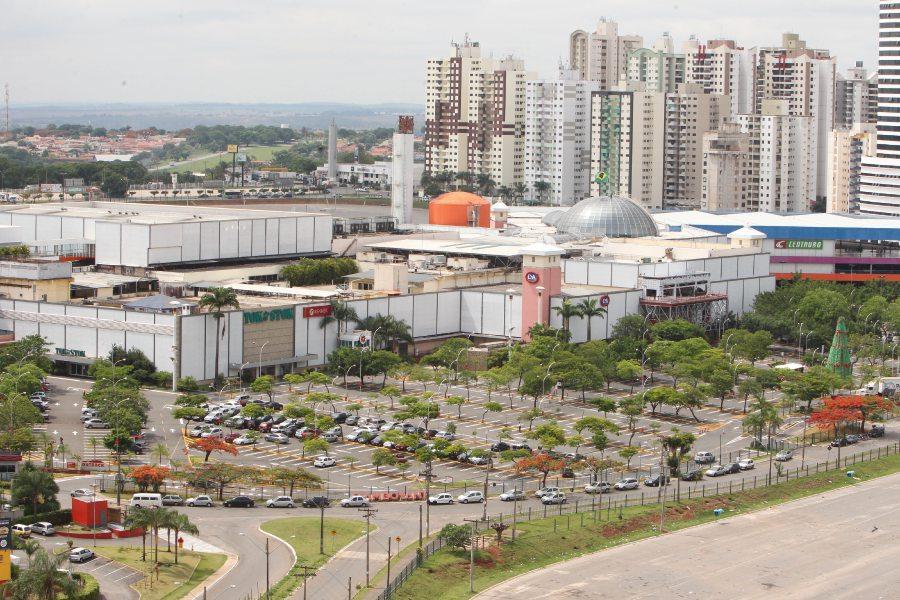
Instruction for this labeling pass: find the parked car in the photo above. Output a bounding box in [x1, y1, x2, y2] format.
[705, 465, 728, 477]
[234, 434, 258, 446]
[344, 415, 359, 426]
[831, 437, 850, 447]
[265, 432, 290, 445]
[266, 496, 295, 508]
[30, 522, 55, 536]
[499, 489, 526, 502]
[681, 469, 703, 481]
[457, 491, 484, 504]
[223, 496, 255, 508]
[340, 495, 369, 508]
[435, 431, 455, 441]
[871, 424, 885, 438]
[614, 478, 639, 491]
[845, 434, 863, 444]
[534, 487, 561, 498]
[83, 418, 109, 429]
[722, 463, 741, 474]
[12, 524, 31, 538]
[468, 454, 490, 466]
[201, 427, 223, 439]
[491, 442, 510, 452]
[427, 493, 454, 505]
[332, 412, 348, 424]
[186, 495, 214, 507]
[313, 455, 336, 468]
[584, 481, 612, 494]
[69, 547, 94, 563]
[70, 488, 94, 498]
[161, 495, 184, 506]
[738, 458, 755, 470]
[694, 451, 716, 464]
[542, 492, 567, 505]
[774, 450, 794, 462]
[302, 496, 331, 508]
[643, 474, 670, 487]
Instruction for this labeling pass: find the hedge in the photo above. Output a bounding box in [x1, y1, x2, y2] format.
[14, 509, 71, 527]
[72, 573, 100, 600]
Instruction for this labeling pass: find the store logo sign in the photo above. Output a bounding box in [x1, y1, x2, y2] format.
[525, 272, 540, 284]
[600, 295, 611, 307]
[774, 240, 823, 250]
[243, 307, 295, 325]
[302, 305, 333, 319]
[55, 348, 86, 357]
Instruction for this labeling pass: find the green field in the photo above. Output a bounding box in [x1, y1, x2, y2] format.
[261, 516, 371, 600]
[92, 546, 226, 600]
[153, 145, 290, 173]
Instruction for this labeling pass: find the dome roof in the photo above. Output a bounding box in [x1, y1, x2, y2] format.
[554, 195, 659, 238]
[430, 191, 490, 206]
[541, 210, 565, 227]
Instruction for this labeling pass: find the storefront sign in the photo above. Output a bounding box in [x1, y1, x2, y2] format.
[0, 518, 10, 550]
[243, 307, 295, 325]
[303, 305, 333, 319]
[774, 240, 823, 250]
[55, 348, 86, 357]
[525, 272, 540, 284]
[600, 295, 611, 307]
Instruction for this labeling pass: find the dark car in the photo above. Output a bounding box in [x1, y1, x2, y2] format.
[491, 442, 510, 452]
[871, 424, 885, 438]
[644, 474, 670, 487]
[267, 401, 284, 411]
[332, 412, 348, 424]
[845, 434, 862, 444]
[224, 417, 247, 429]
[681, 469, 703, 482]
[510, 443, 532, 452]
[830, 437, 849, 447]
[423, 429, 439, 439]
[223, 496, 255, 508]
[369, 436, 385, 446]
[724, 462, 742, 475]
[302, 496, 331, 508]
[561, 466, 575, 478]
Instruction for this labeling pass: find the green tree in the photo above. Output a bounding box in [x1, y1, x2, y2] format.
[250, 375, 275, 400]
[576, 298, 607, 342]
[5, 547, 80, 599]
[553, 299, 580, 337]
[445, 395, 466, 419]
[482, 401, 503, 423]
[651, 319, 705, 342]
[198, 287, 240, 383]
[320, 300, 359, 336]
[371, 448, 397, 473]
[615, 359, 643, 393]
[11, 462, 60, 515]
[527, 422, 567, 450]
[166, 511, 199, 565]
[438, 523, 472, 550]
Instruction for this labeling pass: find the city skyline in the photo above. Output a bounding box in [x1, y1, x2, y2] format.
[1, 0, 876, 105]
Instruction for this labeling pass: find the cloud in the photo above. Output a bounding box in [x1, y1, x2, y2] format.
[0, 0, 877, 105]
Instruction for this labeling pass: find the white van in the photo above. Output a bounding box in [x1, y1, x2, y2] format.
[130, 493, 163, 509]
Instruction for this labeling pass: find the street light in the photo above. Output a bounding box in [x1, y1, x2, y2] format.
[251, 341, 269, 379]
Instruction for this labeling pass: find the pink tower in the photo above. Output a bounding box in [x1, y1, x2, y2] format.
[520, 242, 564, 341]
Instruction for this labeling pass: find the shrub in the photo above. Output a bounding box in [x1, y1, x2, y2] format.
[14, 508, 72, 527]
[151, 371, 173, 388]
[438, 523, 471, 550]
[177, 376, 200, 392]
[73, 573, 101, 600]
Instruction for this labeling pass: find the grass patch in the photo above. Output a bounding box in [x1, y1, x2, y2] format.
[156, 145, 290, 173]
[92, 546, 225, 600]
[391, 450, 900, 599]
[262, 516, 370, 600]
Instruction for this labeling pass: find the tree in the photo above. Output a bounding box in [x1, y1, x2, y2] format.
[519, 407, 543, 431]
[11, 462, 60, 515]
[707, 368, 735, 411]
[651, 319, 705, 342]
[611, 314, 649, 343]
[129, 465, 170, 492]
[588, 396, 617, 418]
[445, 395, 466, 419]
[482, 401, 503, 423]
[151, 442, 170, 466]
[240, 403, 268, 420]
[781, 366, 846, 412]
[173, 407, 206, 432]
[198, 287, 240, 383]
[381, 384, 402, 409]
[301, 371, 331, 393]
[527, 422, 567, 450]
[303, 437, 329, 458]
[644, 386, 679, 415]
[615, 359, 643, 393]
[573, 416, 620, 438]
[5, 548, 80, 599]
[320, 300, 359, 336]
[189, 437, 238, 462]
[371, 448, 397, 473]
[438, 523, 472, 550]
[166, 511, 199, 565]
[661, 430, 696, 498]
[250, 375, 275, 400]
[283, 373, 303, 391]
[175, 393, 207, 407]
[618, 446, 640, 470]
[552, 299, 581, 337]
[189, 463, 251, 500]
[576, 298, 607, 342]
[514, 453, 564, 487]
[269, 466, 322, 496]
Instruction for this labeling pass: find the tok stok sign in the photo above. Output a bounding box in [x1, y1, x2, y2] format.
[303, 305, 333, 319]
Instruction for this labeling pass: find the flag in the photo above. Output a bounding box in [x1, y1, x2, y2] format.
[594, 171, 608, 184]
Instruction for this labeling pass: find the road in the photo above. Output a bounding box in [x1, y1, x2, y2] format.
[476, 472, 900, 600]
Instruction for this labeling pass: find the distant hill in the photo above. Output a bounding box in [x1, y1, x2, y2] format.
[9, 102, 425, 131]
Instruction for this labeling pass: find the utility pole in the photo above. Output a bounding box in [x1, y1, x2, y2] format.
[385, 537, 392, 599]
[359, 507, 377, 586]
[265, 537, 271, 600]
[481, 457, 492, 522]
[463, 518, 478, 593]
[297, 565, 316, 600]
[423, 461, 433, 536]
[418, 504, 423, 549]
[658, 440, 667, 534]
[319, 504, 326, 554]
[3, 84, 8, 136]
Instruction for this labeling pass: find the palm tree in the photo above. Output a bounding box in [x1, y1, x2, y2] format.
[11, 463, 59, 516]
[124, 507, 155, 562]
[6, 548, 80, 599]
[88, 436, 101, 459]
[165, 511, 199, 564]
[198, 287, 240, 383]
[13, 536, 41, 566]
[553, 299, 580, 337]
[320, 301, 359, 336]
[151, 442, 170, 466]
[533, 181, 551, 204]
[513, 182, 527, 205]
[475, 173, 495, 196]
[576, 298, 607, 342]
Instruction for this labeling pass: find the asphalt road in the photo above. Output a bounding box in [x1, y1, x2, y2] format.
[476, 472, 900, 600]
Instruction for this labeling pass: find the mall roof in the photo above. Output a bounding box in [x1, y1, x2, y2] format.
[654, 211, 900, 241]
[365, 237, 543, 258]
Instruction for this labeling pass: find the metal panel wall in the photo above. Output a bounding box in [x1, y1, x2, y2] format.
[181, 223, 201, 262]
[480, 293, 505, 336]
[297, 218, 315, 253]
[265, 220, 279, 255]
[460, 291, 483, 333]
[121, 224, 150, 267]
[94, 222, 121, 266]
[220, 222, 239, 259]
[314, 217, 331, 252]
[436, 292, 461, 335]
[413, 294, 438, 338]
[200, 221, 220, 261]
[278, 219, 297, 255]
[238, 221, 252, 256]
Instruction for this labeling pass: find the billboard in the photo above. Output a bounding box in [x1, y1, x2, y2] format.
[0, 517, 10, 551]
[774, 240, 823, 250]
[227, 144, 239, 153]
[303, 305, 333, 319]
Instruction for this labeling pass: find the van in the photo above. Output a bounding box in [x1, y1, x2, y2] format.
[130, 493, 163, 509]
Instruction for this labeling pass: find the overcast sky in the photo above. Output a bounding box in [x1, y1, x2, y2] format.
[1, 0, 878, 106]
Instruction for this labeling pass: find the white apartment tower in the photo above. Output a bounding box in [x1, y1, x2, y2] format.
[424, 41, 531, 188]
[624, 34, 686, 93]
[826, 124, 876, 213]
[860, 1, 900, 216]
[736, 99, 817, 213]
[589, 83, 666, 210]
[570, 19, 643, 90]
[683, 37, 756, 116]
[835, 62, 878, 129]
[524, 69, 599, 206]
[755, 33, 836, 199]
[701, 123, 752, 211]
[663, 83, 730, 209]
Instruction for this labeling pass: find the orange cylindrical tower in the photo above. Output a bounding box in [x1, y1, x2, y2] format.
[428, 192, 491, 227]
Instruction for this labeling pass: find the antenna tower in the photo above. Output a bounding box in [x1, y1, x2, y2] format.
[3, 84, 9, 134]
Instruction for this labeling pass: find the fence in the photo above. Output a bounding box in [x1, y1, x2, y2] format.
[374, 441, 900, 599]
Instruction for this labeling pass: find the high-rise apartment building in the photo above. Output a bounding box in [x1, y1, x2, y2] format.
[524, 69, 598, 206]
[827, 124, 876, 213]
[755, 33, 835, 199]
[835, 62, 878, 129]
[736, 99, 817, 213]
[424, 40, 531, 189]
[589, 83, 665, 210]
[624, 34, 686, 93]
[701, 123, 752, 211]
[859, 2, 900, 216]
[570, 19, 643, 90]
[663, 84, 730, 209]
[683, 37, 756, 116]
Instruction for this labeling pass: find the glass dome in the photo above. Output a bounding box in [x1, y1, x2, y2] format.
[541, 210, 565, 227]
[554, 195, 659, 238]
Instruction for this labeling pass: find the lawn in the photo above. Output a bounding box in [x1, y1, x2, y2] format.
[92, 546, 226, 600]
[155, 145, 290, 173]
[390, 450, 900, 600]
[262, 516, 371, 600]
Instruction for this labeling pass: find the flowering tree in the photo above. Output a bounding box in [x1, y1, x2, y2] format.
[189, 438, 238, 462]
[128, 465, 171, 492]
[514, 453, 564, 487]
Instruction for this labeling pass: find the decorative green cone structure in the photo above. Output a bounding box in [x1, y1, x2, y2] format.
[825, 317, 852, 378]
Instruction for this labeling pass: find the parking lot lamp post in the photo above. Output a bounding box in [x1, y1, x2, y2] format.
[252, 341, 269, 379]
[109, 396, 131, 506]
[481, 456, 493, 522]
[797, 323, 804, 357]
[238, 362, 251, 392]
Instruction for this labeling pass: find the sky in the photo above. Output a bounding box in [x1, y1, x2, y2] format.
[1, 0, 878, 106]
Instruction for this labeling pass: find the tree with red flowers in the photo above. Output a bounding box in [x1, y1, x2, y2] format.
[189, 438, 238, 462]
[825, 395, 894, 432]
[514, 453, 564, 487]
[128, 465, 171, 492]
[809, 405, 860, 438]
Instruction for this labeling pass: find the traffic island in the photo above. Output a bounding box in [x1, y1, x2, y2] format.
[92, 546, 226, 600]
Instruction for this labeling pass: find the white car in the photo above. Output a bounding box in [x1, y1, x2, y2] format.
[30, 521, 55, 536]
[775, 450, 794, 462]
[265, 432, 290, 444]
[83, 418, 108, 429]
[705, 465, 728, 477]
[234, 435, 258, 446]
[498, 489, 525, 502]
[738, 458, 755, 470]
[188, 426, 210, 438]
[340, 495, 370, 508]
[80, 411, 98, 422]
[313, 455, 336, 468]
[427, 493, 454, 505]
[584, 481, 611, 494]
[380, 422, 399, 432]
[201, 427, 223, 439]
[534, 486, 561, 498]
[614, 478, 639, 491]
[266, 496, 295, 508]
[186, 495, 214, 507]
[69, 547, 94, 563]
[70, 488, 94, 498]
[457, 491, 484, 504]
[435, 431, 455, 441]
[542, 492, 567, 505]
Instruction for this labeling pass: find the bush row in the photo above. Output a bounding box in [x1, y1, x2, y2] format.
[14, 508, 71, 527]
